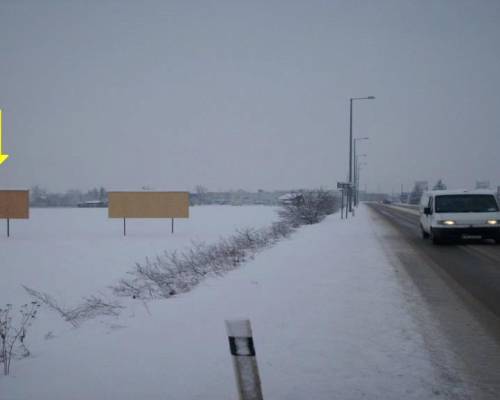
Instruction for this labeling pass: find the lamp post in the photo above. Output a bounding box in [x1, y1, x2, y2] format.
[349, 97, 375, 214]
[354, 153, 367, 206]
[353, 136, 369, 207]
[357, 162, 368, 205]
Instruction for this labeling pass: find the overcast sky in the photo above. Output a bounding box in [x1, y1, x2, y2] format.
[0, 0, 499, 193]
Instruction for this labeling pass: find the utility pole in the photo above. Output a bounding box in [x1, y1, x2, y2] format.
[356, 161, 367, 206]
[353, 137, 356, 208]
[353, 138, 368, 207]
[348, 97, 375, 214]
[349, 99, 353, 214]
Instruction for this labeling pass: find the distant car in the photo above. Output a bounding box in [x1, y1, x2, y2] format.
[419, 190, 500, 244]
[382, 199, 392, 204]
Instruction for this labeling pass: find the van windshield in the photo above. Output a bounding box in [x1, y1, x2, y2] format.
[435, 195, 499, 213]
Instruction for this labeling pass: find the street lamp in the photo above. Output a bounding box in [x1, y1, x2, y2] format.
[355, 156, 367, 206]
[353, 136, 369, 207]
[349, 97, 375, 214]
[357, 163, 368, 202]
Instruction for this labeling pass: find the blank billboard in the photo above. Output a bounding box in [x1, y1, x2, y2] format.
[108, 191, 189, 218]
[0, 190, 29, 219]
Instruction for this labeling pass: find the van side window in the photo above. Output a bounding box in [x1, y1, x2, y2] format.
[428, 197, 433, 213]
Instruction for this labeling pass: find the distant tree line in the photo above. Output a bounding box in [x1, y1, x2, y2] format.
[408, 179, 447, 204]
[30, 186, 107, 207]
[29, 185, 338, 208]
[191, 187, 292, 206]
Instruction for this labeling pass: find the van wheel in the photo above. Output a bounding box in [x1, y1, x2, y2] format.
[421, 226, 430, 239]
[432, 236, 442, 245]
[431, 229, 442, 245]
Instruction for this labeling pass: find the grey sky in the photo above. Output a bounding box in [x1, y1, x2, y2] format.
[0, 0, 499, 193]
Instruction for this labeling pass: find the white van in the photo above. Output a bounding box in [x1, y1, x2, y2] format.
[419, 189, 500, 244]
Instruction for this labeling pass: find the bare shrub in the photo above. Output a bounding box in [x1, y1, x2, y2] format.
[67, 296, 124, 322]
[23, 287, 75, 326]
[269, 221, 294, 240]
[25, 193, 332, 325]
[0, 302, 40, 375]
[23, 287, 123, 328]
[112, 221, 295, 300]
[278, 189, 338, 227]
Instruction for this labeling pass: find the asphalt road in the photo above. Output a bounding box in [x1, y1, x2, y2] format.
[369, 202, 500, 318]
[368, 202, 500, 399]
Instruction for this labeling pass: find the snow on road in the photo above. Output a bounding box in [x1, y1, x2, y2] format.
[385, 203, 420, 215]
[1, 205, 454, 399]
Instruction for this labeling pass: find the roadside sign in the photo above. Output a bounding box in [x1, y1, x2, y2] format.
[337, 182, 351, 189]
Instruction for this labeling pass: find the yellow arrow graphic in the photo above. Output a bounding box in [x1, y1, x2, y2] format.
[0, 109, 9, 165]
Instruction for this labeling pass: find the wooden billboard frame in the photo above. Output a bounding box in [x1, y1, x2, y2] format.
[0, 190, 30, 237]
[108, 191, 189, 235]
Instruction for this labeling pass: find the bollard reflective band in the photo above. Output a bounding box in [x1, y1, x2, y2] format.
[228, 336, 256, 357]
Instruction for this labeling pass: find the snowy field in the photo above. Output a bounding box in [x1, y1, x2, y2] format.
[0, 206, 277, 305]
[1, 205, 457, 399]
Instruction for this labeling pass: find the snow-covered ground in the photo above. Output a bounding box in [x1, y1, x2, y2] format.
[1, 205, 454, 399]
[0, 206, 277, 304]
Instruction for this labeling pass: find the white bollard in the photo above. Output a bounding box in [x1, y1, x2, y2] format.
[225, 319, 264, 400]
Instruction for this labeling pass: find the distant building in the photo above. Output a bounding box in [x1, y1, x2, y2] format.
[476, 180, 490, 189]
[278, 192, 303, 205]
